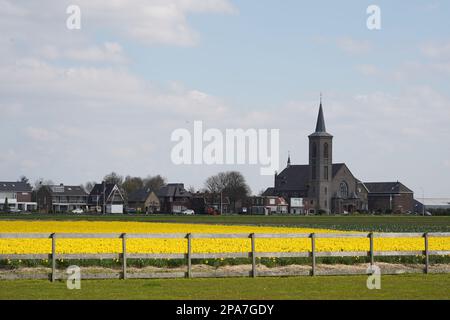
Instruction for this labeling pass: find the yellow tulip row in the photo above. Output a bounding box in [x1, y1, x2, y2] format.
[0, 221, 448, 254]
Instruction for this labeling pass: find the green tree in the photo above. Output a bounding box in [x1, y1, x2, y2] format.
[3, 197, 9, 213]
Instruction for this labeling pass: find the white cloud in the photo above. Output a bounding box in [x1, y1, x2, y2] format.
[25, 127, 59, 142]
[177, 0, 236, 13]
[0, 0, 236, 47]
[0, 0, 27, 16]
[356, 64, 379, 76]
[336, 37, 372, 54]
[20, 159, 39, 170]
[65, 42, 127, 63]
[421, 42, 450, 60]
[1, 102, 24, 116]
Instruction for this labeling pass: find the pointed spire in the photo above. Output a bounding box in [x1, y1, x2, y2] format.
[315, 96, 327, 133]
[287, 151, 291, 167]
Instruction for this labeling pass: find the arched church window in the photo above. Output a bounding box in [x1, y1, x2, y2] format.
[312, 143, 317, 158]
[324, 143, 329, 158]
[340, 182, 349, 199]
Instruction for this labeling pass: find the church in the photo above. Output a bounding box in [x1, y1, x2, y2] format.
[263, 101, 415, 215]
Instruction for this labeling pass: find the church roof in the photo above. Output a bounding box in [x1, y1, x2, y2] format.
[364, 182, 413, 194]
[276, 165, 310, 191]
[274, 163, 347, 192]
[332, 163, 346, 177]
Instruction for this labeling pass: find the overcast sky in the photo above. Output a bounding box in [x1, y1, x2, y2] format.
[1, 0, 449, 197]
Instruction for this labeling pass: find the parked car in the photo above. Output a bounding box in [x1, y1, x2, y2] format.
[9, 208, 22, 214]
[125, 208, 137, 214]
[182, 209, 195, 215]
[72, 208, 84, 214]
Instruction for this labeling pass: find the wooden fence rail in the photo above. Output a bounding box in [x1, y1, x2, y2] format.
[0, 232, 449, 281]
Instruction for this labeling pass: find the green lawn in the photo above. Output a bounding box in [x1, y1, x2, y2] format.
[0, 214, 449, 232]
[0, 274, 449, 300]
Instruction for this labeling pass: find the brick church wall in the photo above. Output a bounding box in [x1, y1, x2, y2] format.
[368, 193, 414, 213]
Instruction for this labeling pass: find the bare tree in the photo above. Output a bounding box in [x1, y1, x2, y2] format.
[205, 172, 227, 193]
[187, 185, 197, 194]
[122, 176, 144, 196]
[204, 171, 251, 212]
[143, 175, 166, 192]
[103, 172, 123, 186]
[83, 181, 97, 193]
[19, 176, 29, 184]
[33, 178, 54, 191]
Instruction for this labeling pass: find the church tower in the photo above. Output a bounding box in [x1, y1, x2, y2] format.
[308, 99, 333, 214]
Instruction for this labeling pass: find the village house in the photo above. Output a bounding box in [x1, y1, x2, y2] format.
[88, 183, 125, 214]
[37, 184, 87, 213]
[157, 183, 192, 214]
[0, 181, 37, 212]
[245, 196, 289, 215]
[127, 188, 161, 214]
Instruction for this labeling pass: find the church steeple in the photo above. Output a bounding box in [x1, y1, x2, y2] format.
[315, 102, 327, 133]
[316, 103, 327, 133]
[310, 95, 332, 137]
[287, 151, 291, 167]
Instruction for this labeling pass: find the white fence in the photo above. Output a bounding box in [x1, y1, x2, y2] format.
[0, 232, 449, 281]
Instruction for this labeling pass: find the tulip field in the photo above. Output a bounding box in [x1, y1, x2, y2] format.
[0, 220, 449, 255]
[1, 218, 450, 300]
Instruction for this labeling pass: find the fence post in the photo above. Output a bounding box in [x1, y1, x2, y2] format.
[311, 233, 316, 276]
[51, 233, 56, 282]
[187, 233, 192, 279]
[369, 232, 374, 266]
[251, 233, 257, 278]
[424, 233, 429, 274]
[122, 233, 127, 280]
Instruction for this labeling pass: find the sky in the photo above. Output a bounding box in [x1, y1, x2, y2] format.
[0, 0, 449, 198]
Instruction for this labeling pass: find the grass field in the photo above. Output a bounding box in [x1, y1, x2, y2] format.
[0, 214, 449, 232]
[0, 274, 449, 300]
